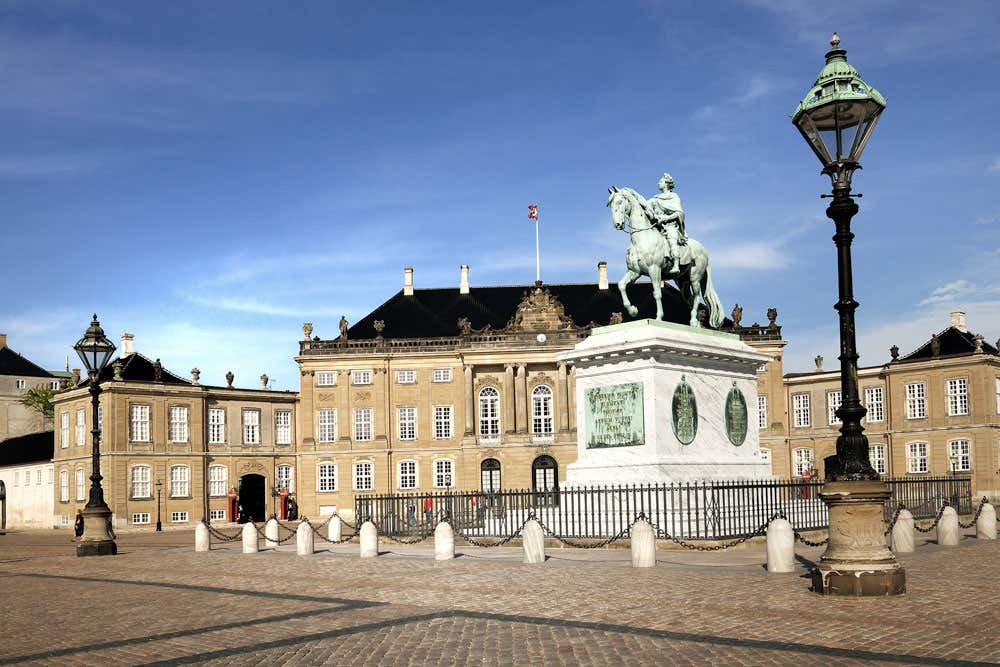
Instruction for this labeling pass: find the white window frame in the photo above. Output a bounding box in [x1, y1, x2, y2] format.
[351, 369, 373, 386]
[433, 459, 455, 488]
[277, 464, 294, 493]
[869, 444, 887, 475]
[397, 406, 417, 441]
[864, 386, 885, 423]
[275, 410, 292, 445]
[398, 459, 418, 490]
[531, 385, 554, 437]
[478, 387, 501, 440]
[131, 513, 151, 525]
[170, 511, 189, 523]
[131, 465, 151, 498]
[759, 448, 772, 466]
[317, 409, 337, 443]
[433, 405, 453, 440]
[209, 509, 227, 522]
[995, 378, 1000, 414]
[316, 371, 337, 387]
[49, 380, 60, 390]
[75, 468, 85, 501]
[14, 471, 19, 487]
[432, 368, 452, 383]
[947, 439, 971, 472]
[170, 465, 190, 498]
[168, 405, 190, 443]
[208, 408, 226, 444]
[353, 461, 374, 491]
[946, 378, 969, 416]
[906, 442, 929, 473]
[793, 448, 814, 477]
[15, 379, 26, 389]
[59, 470, 69, 502]
[792, 393, 811, 428]
[317, 462, 337, 492]
[827, 391, 842, 426]
[208, 465, 228, 497]
[757, 395, 768, 430]
[353, 407, 373, 441]
[60, 412, 70, 449]
[396, 369, 416, 384]
[905, 383, 926, 419]
[242, 409, 261, 445]
[75, 408, 86, 447]
[130, 404, 151, 442]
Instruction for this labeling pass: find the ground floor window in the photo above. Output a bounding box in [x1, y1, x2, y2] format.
[947, 440, 971, 472]
[906, 442, 929, 473]
[481, 458, 501, 493]
[869, 444, 887, 475]
[434, 459, 454, 488]
[532, 455, 558, 506]
[132, 513, 150, 525]
[209, 509, 227, 521]
[354, 462, 374, 491]
[170, 511, 188, 523]
[792, 448, 813, 477]
[398, 460, 417, 490]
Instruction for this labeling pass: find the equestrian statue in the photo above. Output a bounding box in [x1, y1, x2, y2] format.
[607, 172, 724, 328]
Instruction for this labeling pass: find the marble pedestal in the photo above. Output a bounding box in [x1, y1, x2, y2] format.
[76, 505, 117, 557]
[559, 319, 772, 486]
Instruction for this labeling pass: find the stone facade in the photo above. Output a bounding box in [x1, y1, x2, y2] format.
[0, 333, 61, 440]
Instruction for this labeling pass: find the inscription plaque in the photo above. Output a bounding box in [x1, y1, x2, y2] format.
[725, 382, 748, 446]
[671, 376, 698, 445]
[585, 382, 644, 449]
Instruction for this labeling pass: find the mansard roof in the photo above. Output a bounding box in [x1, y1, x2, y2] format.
[347, 281, 702, 340]
[78, 352, 191, 387]
[898, 326, 999, 363]
[0, 430, 54, 467]
[0, 345, 54, 378]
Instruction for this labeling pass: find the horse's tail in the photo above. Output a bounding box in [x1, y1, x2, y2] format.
[702, 265, 724, 328]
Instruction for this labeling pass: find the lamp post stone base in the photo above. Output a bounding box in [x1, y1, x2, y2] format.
[811, 480, 905, 596]
[76, 506, 117, 557]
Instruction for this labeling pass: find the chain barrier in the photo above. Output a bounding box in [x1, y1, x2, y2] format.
[883, 504, 905, 536]
[450, 514, 537, 548]
[640, 512, 788, 551]
[958, 497, 988, 529]
[253, 522, 298, 545]
[792, 529, 829, 547]
[203, 520, 243, 542]
[534, 516, 634, 549]
[914, 503, 948, 533]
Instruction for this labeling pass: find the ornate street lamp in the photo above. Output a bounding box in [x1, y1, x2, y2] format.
[793, 35, 903, 596]
[73, 314, 117, 556]
[156, 479, 163, 532]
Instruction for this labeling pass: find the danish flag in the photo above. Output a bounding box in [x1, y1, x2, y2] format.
[528, 204, 538, 220]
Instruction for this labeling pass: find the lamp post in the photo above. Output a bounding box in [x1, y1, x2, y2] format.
[73, 314, 117, 557]
[156, 479, 163, 532]
[792, 35, 904, 596]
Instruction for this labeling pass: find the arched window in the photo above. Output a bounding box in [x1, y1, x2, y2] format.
[531, 385, 554, 437]
[317, 462, 337, 492]
[75, 468, 85, 501]
[478, 387, 501, 440]
[532, 455, 558, 506]
[208, 465, 228, 497]
[59, 470, 70, 502]
[130, 465, 151, 498]
[480, 458, 501, 493]
[169, 465, 190, 497]
[277, 464, 294, 493]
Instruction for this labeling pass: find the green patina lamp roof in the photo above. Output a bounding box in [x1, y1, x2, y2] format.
[793, 33, 886, 122]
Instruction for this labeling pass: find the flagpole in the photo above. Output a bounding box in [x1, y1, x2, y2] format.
[534, 213, 540, 283]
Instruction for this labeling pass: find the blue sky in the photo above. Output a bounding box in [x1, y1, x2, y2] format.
[2, 0, 999, 389]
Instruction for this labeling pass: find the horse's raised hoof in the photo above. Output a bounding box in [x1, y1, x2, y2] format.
[626, 306, 638, 317]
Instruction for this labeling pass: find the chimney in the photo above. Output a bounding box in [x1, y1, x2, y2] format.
[260, 373, 269, 389]
[460, 264, 470, 294]
[71, 368, 81, 386]
[950, 309, 967, 332]
[597, 261, 609, 290]
[403, 266, 414, 296]
[0, 333, 6, 348]
[121, 332, 135, 356]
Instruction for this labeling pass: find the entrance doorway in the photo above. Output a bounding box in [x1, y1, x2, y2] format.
[238, 474, 266, 522]
[0, 480, 6, 531]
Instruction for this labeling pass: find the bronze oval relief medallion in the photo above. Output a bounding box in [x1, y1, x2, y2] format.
[725, 382, 748, 446]
[671, 375, 698, 445]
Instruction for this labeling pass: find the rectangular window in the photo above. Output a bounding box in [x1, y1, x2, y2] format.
[869, 444, 887, 475]
[76, 468, 85, 501]
[351, 369, 372, 385]
[131, 513, 150, 525]
[170, 466, 190, 497]
[242, 409, 260, 444]
[277, 464, 293, 492]
[996, 378, 1000, 414]
[208, 408, 226, 444]
[434, 459, 454, 488]
[946, 378, 969, 416]
[905, 383, 926, 419]
[792, 393, 811, 428]
[353, 462, 374, 491]
[14, 471, 19, 486]
[317, 463, 337, 492]
[398, 460, 417, 490]
[47, 467, 53, 484]
[131, 466, 151, 498]
[60, 412, 69, 449]
[906, 442, 929, 473]
[793, 448, 814, 477]
[275, 410, 292, 445]
[827, 391, 842, 425]
[130, 404, 151, 442]
[208, 466, 227, 496]
[209, 509, 227, 521]
[433, 405, 453, 439]
[317, 409, 337, 443]
[864, 386, 885, 423]
[316, 371, 337, 387]
[15, 379, 26, 389]
[75, 408, 86, 447]
[757, 395, 768, 430]
[354, 407, 373, 441]
[432, 368, 452, 383]
[759, 448, 772, 465]
[169, 405, 190, 442]
[49, 380, 60, 390]
[170, 511, 189, 523]
[397, 407, 416, 440]
[59, 471, 69, 501]
[36, 469, 41, 485]
[396, 370, 415, 384]
[948, 439, 971, 472]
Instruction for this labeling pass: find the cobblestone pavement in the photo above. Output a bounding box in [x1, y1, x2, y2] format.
[1, 526, 998, 665]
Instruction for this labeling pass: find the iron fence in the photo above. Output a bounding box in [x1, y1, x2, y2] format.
[355, 475, 971, 542]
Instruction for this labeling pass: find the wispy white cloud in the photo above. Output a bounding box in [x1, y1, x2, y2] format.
[990, 157, 1000, 172]
[974, 215, 997, 225]
[919, 280, 1000, 305]
[0, 153, 107, 177]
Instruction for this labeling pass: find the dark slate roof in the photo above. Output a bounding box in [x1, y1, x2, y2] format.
[899, 326, 999, 362]
[0, 346, 54, 378]
[348, 282, 716, 340]
[0, 431, 54, 467]
[78, 353, 191, 387]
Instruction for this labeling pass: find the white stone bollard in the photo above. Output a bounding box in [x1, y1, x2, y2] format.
[522, 519, 545, 564]
[264, 518, 280, 549]
[435, 521, 455, 561]
[296, 521, 315, 556]
[766, 518, 795, 573]
[327, 515, 342, 543]
[195, 522, 210, 552]
[976, 503, 997, 540]
[630, 519, 656, 568]
[937, 506, 959, 546]
[891, 509, 915, 554]
[242, 522, 258, 554]
[359, 521, 379, 558]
